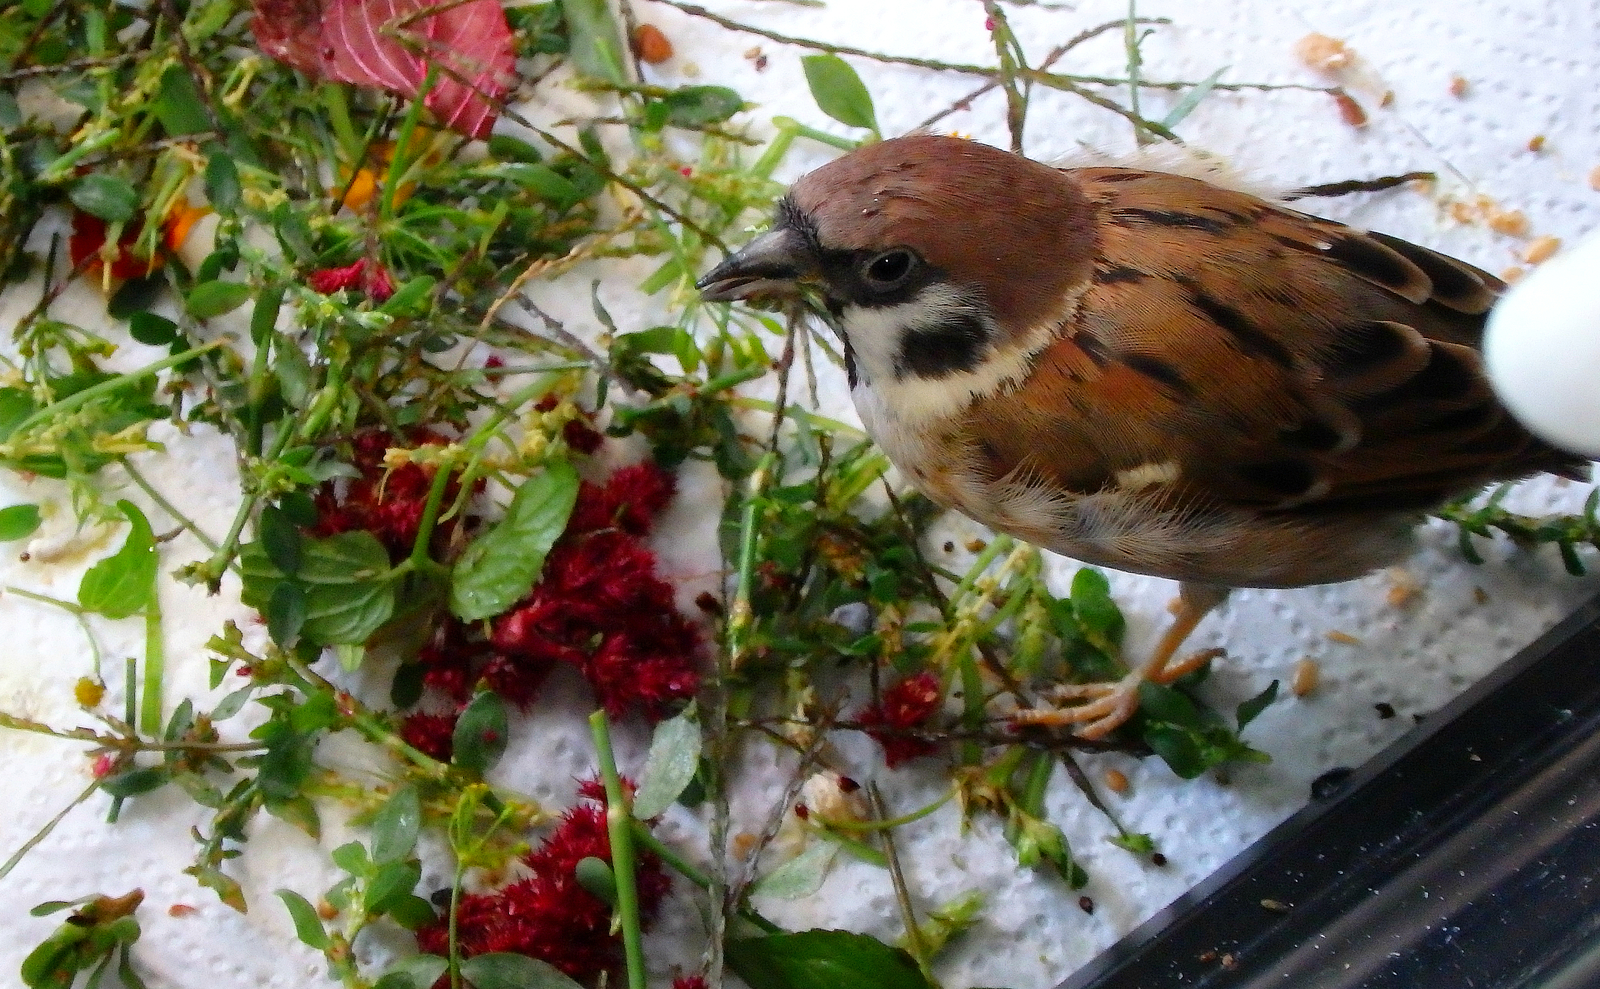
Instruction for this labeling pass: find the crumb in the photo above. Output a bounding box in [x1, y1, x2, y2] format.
[1166, 597, 1185, 616]
[630, 24, 673, 64]
[1104, 768, 1130, 794]
[1488, 208, 1530, 237]
[964, 537, 987, 552]
[1332, 90, 1368, 127]
[1468, 752, 1482, 762]
[1473, 586, 1490, 604]
[732, 832, 759, 857]
[1261, 898, 1291, 913]
[1523, 235, 1561, 265]
[1291, 658, 1320, 697]
[681, 61, 700, 78]
[168, 903, 198, 918]
[943, 541, 954, 553]
[1501, 265, 1526, 283]
[1198, 950, 1218, 963]
[754, 54, 768, 71]
[1448, 75, 1469, 97]
[1590, 165, 1600, 191]
[1385, 567, 1420, 608]
[1527, 134, 1547, 154]
[1374, 701, 1396, 719]
[1078, 895, 1095, 914]
[744, 45, 769, 72]
[1295, 32, 1355, 72]
[1379, 89, 1395, 108]
[1220, 953, 1238, 970]
[1151, 851, 1168, 866]
[1326, 630, 1361, 645]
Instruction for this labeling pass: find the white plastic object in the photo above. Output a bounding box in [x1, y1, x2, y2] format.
[1483, 231, 1600, 459]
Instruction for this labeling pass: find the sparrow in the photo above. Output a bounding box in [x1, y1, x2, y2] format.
[697, 134, 1587, 739]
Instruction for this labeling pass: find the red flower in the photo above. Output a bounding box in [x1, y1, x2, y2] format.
[399, 711, 458, 762]
[858, 672, 943, 767]
[69, 212, 160, 280]
[311, 428, 473, 561]
[307, 258, 395, 301]
[566, 462, 675, 536]
[673, 978, 709, 989]
[414, 782, 671, 981]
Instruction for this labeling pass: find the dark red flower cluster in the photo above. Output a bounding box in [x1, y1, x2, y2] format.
[398, 711, 458, 762]
[487, 462, 700, 719]
[311, 428, 472, 560]
[534, 394, 604, 455]
[858, 671, 944, 767]
[401, 462, 698, 721]
[69, 212, 160, 280]
[673, 978, 709, 989]
[414, 780, 670, 981]
[307, 257, 395, 301]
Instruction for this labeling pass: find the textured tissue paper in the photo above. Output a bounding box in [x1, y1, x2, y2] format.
[2, 1, 1599, 987]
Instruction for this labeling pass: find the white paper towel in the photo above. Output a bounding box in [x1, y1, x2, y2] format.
[3, 2, 1599, 987]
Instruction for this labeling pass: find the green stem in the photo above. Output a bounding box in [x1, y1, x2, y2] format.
[727, 452, 776, 668]
[121, 458, 220, 553]
[139, 585, 164, 735]
[3, 341, 225, 443]
[589, 711, 647, 989]
[0, 774, 102, 882]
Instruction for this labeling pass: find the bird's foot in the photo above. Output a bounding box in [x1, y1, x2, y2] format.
[1014, 647, 1225, 739]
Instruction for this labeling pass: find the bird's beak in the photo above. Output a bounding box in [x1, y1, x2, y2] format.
[696, 227, 815, 302]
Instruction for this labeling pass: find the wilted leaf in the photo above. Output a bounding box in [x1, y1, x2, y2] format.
[251, 0, 516, 139]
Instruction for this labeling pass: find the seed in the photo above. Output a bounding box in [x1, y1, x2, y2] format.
[1332, 90, 1368, 128]
[1523, 235, 1561, 265]
[1528, 134, 1547, 153]
[631, 24, 674, 64]
[1590, 165, 1600, 191]
[1291, 658, 1319, 697]
[1078, 895, 1095, 914]
[1501, 265, 1527, 283]
[1151, 851, 1168, 867]
[1487, 208, 1530, 237]
[1326, 629, 1361, 645]
[1261, 898, 1291, 913]
[1295, 33, 1354, 72]
[1104, 768, 1130, 794]
[964, 537, 987, 552]
[1448, 75, 1468, 97]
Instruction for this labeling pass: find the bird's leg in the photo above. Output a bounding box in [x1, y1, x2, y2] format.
[1016, 583, 1230, 739]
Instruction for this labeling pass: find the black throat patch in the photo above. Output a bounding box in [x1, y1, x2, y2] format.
[895, 307, 992, 379]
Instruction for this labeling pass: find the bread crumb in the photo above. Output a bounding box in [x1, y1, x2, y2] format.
[1326, 630, 1361, 645]
[1296, 33, 1355, 72]
[1291, 658, 1320, 697]
[1487, 208, 1529, 237]
[1501, 265, 1526, 283]
[1104, 768, 1130, 794]
[630, 24, 673, 64]
[1448, 75, 1469, 97]
[1473, 586, 1490, 605]
[1523, 234, 1561, 264]
[1332, 90, 1368, 128]
[1590, 165, 1600, 191]
[1379, 89, 1395, 108]
[1527, 134, 1546, 154]
[1385, 567, 1421, 608]
[732, 832, 759, 857]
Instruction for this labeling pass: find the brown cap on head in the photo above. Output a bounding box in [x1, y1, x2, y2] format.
[788, 135, 1099, 332]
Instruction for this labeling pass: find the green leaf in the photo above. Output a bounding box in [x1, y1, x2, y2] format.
[371, 786, 422, 863]
[204, 153, 241, 213]
[1236, 679, 1280, 729]
[449, 461, 580, 621]
[78, 501, 158, 619]
[801, 55, 879, 132]
[451, 691, 509, 775]
[258, 504, 302, 575]
[1161, 66, 1228, 129]
[488, 134, 543, 162]
[559, 0, 626, 83]
[0, 503, 42, 541]
[274, 889, 330, 950]
[128, 312, 179, 347]
[727, 930, 933, 989]
[154, 65, 212, 137]
[70, 174, 139, 223]
[632, 706, 702, 819]
[186, 280, 252, 319]
[751, 841, 836, 900]
[458, 953, 586, 989]
[1070, 568, 1125, 647]
[574, 856, 617, 905]
[374, 955, 449, 989]
[99, 766, 169, 797]
[365, 860, 423, 916]
[662, 85, 744, 127]
[266, 582, 307, 646]
[239, 531, 396, 646]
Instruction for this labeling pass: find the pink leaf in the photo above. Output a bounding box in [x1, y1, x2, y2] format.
[252, 0, 515, 139]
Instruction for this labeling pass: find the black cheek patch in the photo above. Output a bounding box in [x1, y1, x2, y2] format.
[895, 311, 991, 379]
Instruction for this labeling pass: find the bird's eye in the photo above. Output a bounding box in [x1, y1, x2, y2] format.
[860, 249, 917, 291]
